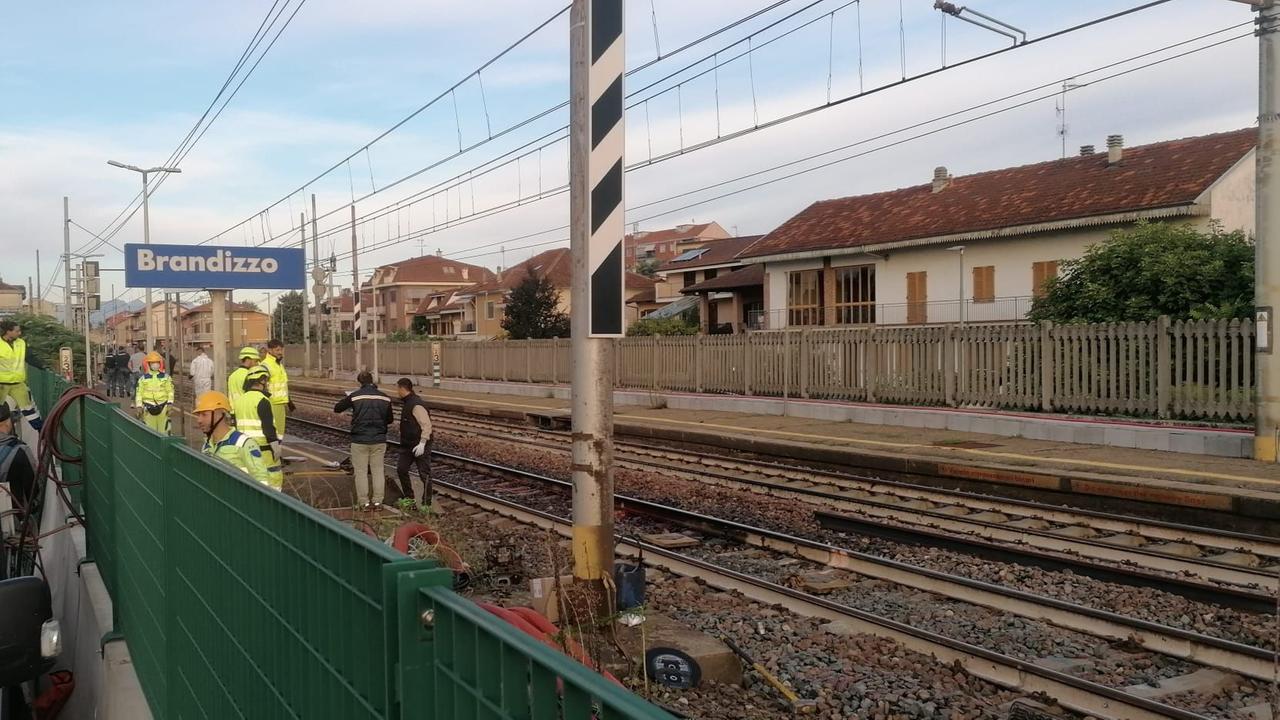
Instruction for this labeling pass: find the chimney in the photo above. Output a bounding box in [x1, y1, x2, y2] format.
[436, 248, 443, 257]
[1107, 134, 1123, 165]
[496, 265, 503, 281]
[931, 166, 952, 193]
[1079, 144, 1095, 156]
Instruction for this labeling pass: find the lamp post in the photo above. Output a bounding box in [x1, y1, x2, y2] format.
[107, 160, 181, 353]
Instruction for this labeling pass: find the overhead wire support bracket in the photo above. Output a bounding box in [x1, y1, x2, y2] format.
[933, 1, 1026, 45]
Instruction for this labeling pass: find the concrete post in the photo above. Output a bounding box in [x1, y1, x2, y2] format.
[694, 333, 704, 393]
[211, 290, 228, 393]
[568, 0, 618, 597]
[1256, 1, 1280, 459]
[300, 213, 311, 378]
[943, 325, 956, 406]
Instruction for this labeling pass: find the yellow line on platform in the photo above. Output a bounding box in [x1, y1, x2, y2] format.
[418, 392, 1280, 489]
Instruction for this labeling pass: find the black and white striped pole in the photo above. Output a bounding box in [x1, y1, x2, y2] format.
[569, 0, 623, 602]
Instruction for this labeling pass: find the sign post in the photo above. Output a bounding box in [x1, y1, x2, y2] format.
[124, 243, 306, 394]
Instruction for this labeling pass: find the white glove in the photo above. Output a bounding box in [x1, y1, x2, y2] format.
[270, 441, 282, 458]
[413, 441, 426, 458]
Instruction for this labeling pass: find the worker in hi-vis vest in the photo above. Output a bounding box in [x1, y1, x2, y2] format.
[133, 351, 174, 435]
[0, 320, 44, 431]
[232, 366, 283, 489]
[260, 338, 294, 441]
[193, 391, 270, 485]
[227, 346, 263, 415]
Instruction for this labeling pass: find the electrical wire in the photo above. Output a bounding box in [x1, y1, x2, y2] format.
[201, 0, 816, 247]
[81, 0, 309, 256]
[342, 24, 1250, 267]
[306, 1, 1200, 265]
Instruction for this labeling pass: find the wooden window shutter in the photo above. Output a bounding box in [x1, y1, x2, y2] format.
[972, 266, 995, 303]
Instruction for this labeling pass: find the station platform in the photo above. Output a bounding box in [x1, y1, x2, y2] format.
[292, 376, 1280, 533]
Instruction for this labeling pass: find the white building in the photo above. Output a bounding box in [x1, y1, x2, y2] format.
[738, 129, 1256, 328]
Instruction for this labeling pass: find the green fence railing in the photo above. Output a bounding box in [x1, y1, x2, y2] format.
[28, 367, 669, 720]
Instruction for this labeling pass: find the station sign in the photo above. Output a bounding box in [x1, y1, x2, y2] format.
[124, 243, 305, 290]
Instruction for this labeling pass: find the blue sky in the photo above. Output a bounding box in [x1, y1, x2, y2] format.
[0, 0, 1258, 311]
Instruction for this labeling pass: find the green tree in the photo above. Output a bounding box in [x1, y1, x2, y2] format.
[269, 291, 306, 343]
[501, 270, 569, 339]
[1027, 222, 1254, 324]
[634, 258, 661, 278]
[9, 313, 88, 379]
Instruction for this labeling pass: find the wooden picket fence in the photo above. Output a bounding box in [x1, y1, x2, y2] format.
[289, 316, 1257, 421]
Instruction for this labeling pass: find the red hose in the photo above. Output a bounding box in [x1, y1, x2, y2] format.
[390, 521, 468, 572]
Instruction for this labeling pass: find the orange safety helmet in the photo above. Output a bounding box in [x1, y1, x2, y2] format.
[144, 351, 165, 371]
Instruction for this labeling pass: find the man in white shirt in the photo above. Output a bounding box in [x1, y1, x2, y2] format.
[189, 345, 214, 397]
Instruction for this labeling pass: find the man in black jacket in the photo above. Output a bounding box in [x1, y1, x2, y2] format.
[393, 378, 433, 509]
[333, 371, 392, 510]
[0, 404, 36, 520]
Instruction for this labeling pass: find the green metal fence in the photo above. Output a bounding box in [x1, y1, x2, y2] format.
[28, 367, 669, 720]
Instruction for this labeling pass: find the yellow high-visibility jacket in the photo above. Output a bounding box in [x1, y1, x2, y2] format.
[0, 338, 27, 384]
[134, 372, 174, 407]
[262, 354, 289, 405]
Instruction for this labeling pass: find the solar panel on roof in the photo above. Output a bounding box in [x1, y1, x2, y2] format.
[671, 248, 709, 262]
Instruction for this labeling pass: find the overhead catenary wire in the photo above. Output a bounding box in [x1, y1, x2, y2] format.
[334, 24, 1247, 268]
[81, 0, 308, 256]
[201, 0, 818, 247]
[295, 0, 1189, 260]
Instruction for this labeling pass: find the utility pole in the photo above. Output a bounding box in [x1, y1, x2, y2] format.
[312, 194, 323, 376]
[352, 204, 363, 372]
[1257, 0, 1280, 461]
[300, 212, 311, 375]
[34, 250, 41, 310]
[569, 0, 624, 611]
[63, 197, 70, 325]
[329, 253, 338, 377]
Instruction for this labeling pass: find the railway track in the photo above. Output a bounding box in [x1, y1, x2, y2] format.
[289, 414, 1279, 720]
[290, 389, 1280, 603]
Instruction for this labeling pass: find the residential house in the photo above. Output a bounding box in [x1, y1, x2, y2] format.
[118, 299, 188, 349]
[180, 302, 269, 354]
[648, 235, 763, 327]
[739, 129, 1256, 328]
[105, 312, 133, 348]
[624, 222, 731, 271]
[367, 254, 495, 333]
[679, 264, 765, 334]
[426, 247, 655, 339]
[0, 278, 26, 313]
[323, 288, 373, 336]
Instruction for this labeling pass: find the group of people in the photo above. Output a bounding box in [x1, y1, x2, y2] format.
[333, 373, 433, 511]
[103, 343, 176, 399]
[192, 340, 292, 489]
[1, 316, 433, 515]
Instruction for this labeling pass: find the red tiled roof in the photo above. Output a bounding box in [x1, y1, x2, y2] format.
[626, 222, 726, 248]
[741, 128, 1256, 259]
[680, 264, 764, 293]
[469, 248, 654, 293]
[656, 236, 762, 272]
[628, 286, 656, 303]
[374, 255, 495, 285]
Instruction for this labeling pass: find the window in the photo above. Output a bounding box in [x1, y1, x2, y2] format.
[704, 268, 718, 281]
[787, 270, 823, 326]
[906, 271, 928, 324]
[444, 266, 456, 275]
[834, 264, 876, 324]
[683, 271, 697, 288]
[389, 289, 397, 303]
[486, 301, 495, 320]
[972, 266, 995, 303]
[1032, 261, 1059, 297]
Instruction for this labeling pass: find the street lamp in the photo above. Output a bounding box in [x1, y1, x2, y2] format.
[947, 245, 966, 326]
[107, 160, 181, 353]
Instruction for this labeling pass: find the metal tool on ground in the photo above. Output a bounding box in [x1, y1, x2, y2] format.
[720, 635, 817, 715]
